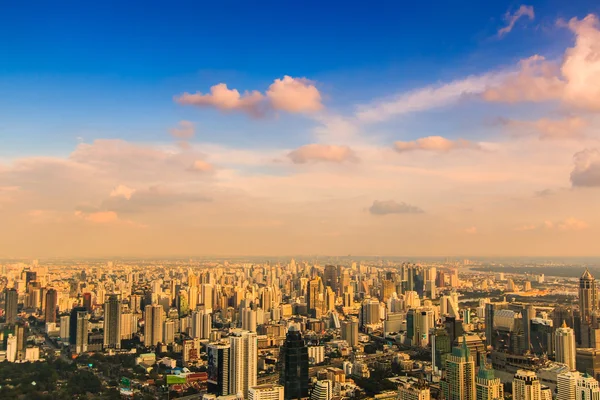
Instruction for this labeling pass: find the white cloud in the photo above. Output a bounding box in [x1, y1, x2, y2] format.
[110, 185, 136, 200]
[369, 200, 424, 215]
[288, 144, 358, 164]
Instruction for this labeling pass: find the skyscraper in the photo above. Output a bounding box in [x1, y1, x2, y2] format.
[475, 361, 504, 400]
[82, 292, 92, 312]
[440, 337, 476, 400]
[207, 341, 231, 396]
[580, 269, 597, 323]
[75, 310, 89, 354]
[144, 304, 164, 347]
[512, 370, 541, 400]
[341, 317, 359, 347]
[229, 329, 257, 398]
[69, 306, 87, 347]
[310, 380, 332, 400]
[103, 294, 122, 349]
[323, 265, 338, 293]
[249, 384, 285, 400]
[556, 321, 577, 371]
[4, 288, 18, 324]
[279, 327, 309, 400]
[307, 278, 322, 318]
[44, 289, 58, 324]
[557, 371, 578, 400]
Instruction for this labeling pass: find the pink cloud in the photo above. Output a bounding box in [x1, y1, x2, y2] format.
[266, 76, 323, 113]
[498, 5, 535, 37]
[169, 120, 196, 139]
[288, 144, 358, 164]
[501, 116, 587, 140]
[394, 136, 481, 153]
[110, 184, 136, 200]
[75, 210, 119, 223]
[516, 218, 589, 231]
[189, 160, 213, 172]
[175, 76, 323, 117]
[485, 14, 600, 111]
[571, 148, 600, 187]
[464, 226, 478, 234]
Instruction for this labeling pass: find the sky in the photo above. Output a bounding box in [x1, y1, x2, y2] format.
[1, 1, 600, 258]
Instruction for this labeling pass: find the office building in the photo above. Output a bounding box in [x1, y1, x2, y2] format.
[580, 269, 597, 323]
[4, 288, 18, 324]
[45, 289, 58, 323]
[397, 380, 430, 400]
[279, 327, 309, 400]
[556, 321, 577, 371]
[103, 294, 122, 349]
[144, 304, 164, 347]
[208, 341, 231, 396]
[310, 380, 332, 400]
[249, 384, 284, 400]
[513, 370, 541, 400]
[341, 317, 359, 347]
[476, 362, 504, 400]
[75, 310, 89, 354]
[440, 338, 476, 400]
[230, 329, 257, 398]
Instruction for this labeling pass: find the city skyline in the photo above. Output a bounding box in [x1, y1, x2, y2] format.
[2, 1, 600, 258]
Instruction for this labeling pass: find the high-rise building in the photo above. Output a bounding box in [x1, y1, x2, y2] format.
[44, 289, 58, 323]
[4, 288, 18, 324]
[307, 278, 322, 318]
[397, 380, 430, 400]
[485, 302, 508, 347]
[476, 362, 504, 400]
[103, 294, 122, 349]
[192, 309, 212, 339]
[360, 297, 380, 327]
[82, 292, 92, 312]
[310, 380, 332, 400]
[207, 341, 231, 396]
[279, 327, 309, 400]
[557, 371, 578, 400]
[69, 306, 87, 346]
[512, 370, 541, 400]
[60, 314, 70, 341]
[440, 338, 476, 400]
[230, 329, 257, 398]
[74, 310, 89, 354]
[556, 321, 577, 371]
[341, 317, 359, 347]
[6, 334, 17, 362]
[249, 384, 284, 400]
[577, 373, 600, 399]
[323, 265, 338, 294]
[580, 269, 597, 323]
[144, 304, 164, 347]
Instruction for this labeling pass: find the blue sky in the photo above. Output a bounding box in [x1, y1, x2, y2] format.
[1, 0, 597, 155]
[1, 1, 600, 257]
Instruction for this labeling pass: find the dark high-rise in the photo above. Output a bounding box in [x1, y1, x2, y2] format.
[4, 288, 18, 324]
[45, 289, 58, 323]
[69, 306, 87, 345]
[323, 265, 338, 293]
[82, 292, 92, 312]
[580, 268, 597, 323]
[279, 327, 309, 400]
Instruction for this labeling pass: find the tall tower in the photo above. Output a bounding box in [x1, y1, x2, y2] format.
[476, 361, 504, 400]
[229, 329, 257, 398]
[307, 278, 322, 318]
[555, 321, 576, 371]
[323, 265, 338, 293]
[279, 327, 309, 400]
[440, 337, 476, 400]
[44, 289, 58, 323]
[512, 370, 541, 400]
[341, 317, 359, 347]
[580, 268, 597, 323]
[144, 304, 164, 347]
[75, 310, 89, 354]
[557, 371, 578, 400]
[103, 294, 122, 349]
[207, 341, 231, 396]
[4, 288, 18, 324]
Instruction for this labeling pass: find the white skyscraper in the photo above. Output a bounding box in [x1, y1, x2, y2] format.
[556, 321, 577, 371]
[310, 380, 332, 400]
[249, 384, 284, 400]
[229, 329, 257, 398]
[6, 334, 17, 362]
[557, 371, 600, 400]
[513, 370, 541, 400]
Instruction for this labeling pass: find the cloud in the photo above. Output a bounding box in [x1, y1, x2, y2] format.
[169, 120, 195, 139]
[570, 148, 600, 187]
[501, 116, 587, 140]
[464, 226, 478, 234]
[498, 5, 535, 37]
[516, 218, 589, 231]
[74, 210, 119, 224]
[266, 76, 323, 113]
[369, 200, 424, 215]
[394, 136, 481, 153]
[101, 185, 212, 214]
[175, 76, 323, 117]
[189, 160, 213, 172]
[356, 74, 499, 123]
[484, 14, 600, 111]
[288, 144, 358, 164]
[110, 185, 136, 200]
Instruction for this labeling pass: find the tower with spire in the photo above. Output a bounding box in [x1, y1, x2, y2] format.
[440, 335, 476, 400]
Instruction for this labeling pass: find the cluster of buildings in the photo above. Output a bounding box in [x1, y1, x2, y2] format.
[1, 259, 600, 399]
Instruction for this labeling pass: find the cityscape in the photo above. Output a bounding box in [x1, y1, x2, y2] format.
[1, 258, 600, 400]
[2, 1, 600, 399]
